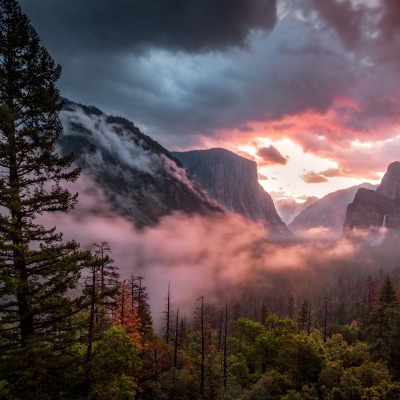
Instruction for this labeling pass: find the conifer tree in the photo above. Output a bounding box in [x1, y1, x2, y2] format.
[379, 275, 397, 307]
[298, 299, 312, 334]
[130, 275, 153, 337]
[85, 241, 120, 364]
[0, 0, 88, 349]
[198, 296, 205, 398]
[163, 281, 172, 344]
[367, 275, 378, 307]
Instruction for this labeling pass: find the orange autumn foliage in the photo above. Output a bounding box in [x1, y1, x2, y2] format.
[113, 281, 143, 346]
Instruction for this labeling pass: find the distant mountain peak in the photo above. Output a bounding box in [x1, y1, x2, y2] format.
[290, 183, 378, 237]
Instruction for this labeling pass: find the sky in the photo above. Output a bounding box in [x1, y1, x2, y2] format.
[19, 0, 400, 201]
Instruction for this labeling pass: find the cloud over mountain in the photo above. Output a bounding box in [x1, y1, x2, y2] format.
[18, 0, 400, 191]
[257, 145, 287, 165]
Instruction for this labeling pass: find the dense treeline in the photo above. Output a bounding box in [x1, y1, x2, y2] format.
[4, 265, 400, 399]
[3, 1, 400, 399]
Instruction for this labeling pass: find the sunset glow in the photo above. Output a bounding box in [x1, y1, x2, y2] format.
[7, 1, 400, 396]
[21, 0, 400, 201]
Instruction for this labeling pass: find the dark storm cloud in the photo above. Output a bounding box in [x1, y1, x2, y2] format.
[257, 145, 287, 165]
[35, 10, 357, 148]
[310, 0, 400, 46]
[19, 0, 277, 55]
[379, 0, 400, 40]
[15, 0, 400, 152]
[306, 0, 373, 50]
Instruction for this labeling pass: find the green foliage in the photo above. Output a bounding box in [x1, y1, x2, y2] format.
[361, 278, 400, 377]
[281, 385, 319, 400]
[88, 326, 141, 399]
[241, 370, 291, 400]
[298, 299, 312, 333]
[319, 360, 344, 394]
[325, 334, 370, 368]
[0, 337, 86, 399]
[0, 0, 89, 351]
[379, 275, 397, 307]
[4, 5, 400, 400]
[279, 332, 325, 388]
[130, 276, 154, 339]
[229, 316, 296, 389]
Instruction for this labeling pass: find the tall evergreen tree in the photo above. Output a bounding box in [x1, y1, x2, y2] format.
[85, 242, 119, 363]
[0, 0, 88, 349]
[163, 281, 172, 344]
[298, 299, 312, 334]
[379, 275, 397, 308]
[130, 275, 153, 338]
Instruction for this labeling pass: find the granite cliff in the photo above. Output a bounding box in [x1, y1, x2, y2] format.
[343, 162, 400, 232]
[172, 148, 291, 238]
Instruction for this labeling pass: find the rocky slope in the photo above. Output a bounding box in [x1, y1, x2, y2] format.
[343, 162, 400, 231]
[172, 148, 291, 238]
[290, 183, 377, 236]
[275, 196, 319, 225]
[58, 100, 220, 226]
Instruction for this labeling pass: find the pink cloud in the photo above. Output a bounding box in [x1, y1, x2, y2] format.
[301, 171, 328, 184]
[257, 145, 287, 166]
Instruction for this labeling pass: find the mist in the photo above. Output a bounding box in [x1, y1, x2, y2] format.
[36, 173, 400, 331]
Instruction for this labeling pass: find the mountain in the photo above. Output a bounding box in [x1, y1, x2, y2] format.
[289, 183, 378, 236]
[58, 100, 220, 226]
[275, 196, 319, 225]
[343, 162, 400, 231]
[172, 148, 291, 238]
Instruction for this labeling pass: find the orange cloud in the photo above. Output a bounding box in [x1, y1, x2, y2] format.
[257, 145, 287, 166]
[301, 171, 328, 183]
[213, 95, 399, 182]
[320, 168, 346, 178]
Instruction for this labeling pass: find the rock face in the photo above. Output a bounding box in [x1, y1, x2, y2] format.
[58, 101, 220, 226]
[343, 162, 400, 231]
[290, 183, 377, 236]
[275, 196, 319, 225]
[172, 148, 291, 238]
[376, 161, 400, 200]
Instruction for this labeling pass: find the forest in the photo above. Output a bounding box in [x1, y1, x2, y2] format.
[2, 0, 400, 399]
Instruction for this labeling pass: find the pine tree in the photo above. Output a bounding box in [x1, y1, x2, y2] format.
[232, 301, 241, 322]
[129, 275, 153, 338]
[367, 275, 378, 307]
[85, 242, 120, 364]
[379, 275, 397, 307]
[287, 296, 294, 320]
[197, 296, 206, 399]
[223, 304, 228, 388]
[298, 299, 312, 334]
[261, 301, 269, 326]
[0, 0, 88, 349]
[178, 316, 186, 349]
[163, 281, 172, 344]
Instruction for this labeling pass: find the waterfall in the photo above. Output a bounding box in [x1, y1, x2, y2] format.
[383, 214, 387, 228]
